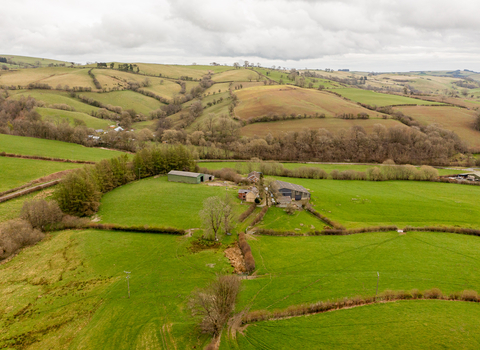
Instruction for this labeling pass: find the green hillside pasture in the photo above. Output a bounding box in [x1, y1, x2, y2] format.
[230, 81, 265, 91]
[240, 117, 403, 137]
[0, 134, 125, 161]
[235, 85, 384, 121]
[37, 107, 111, 129]
[233, 300, 480, 350]
[0, 54, 70, 67]
[142, 79, 182, 100]
[331, 88, 444, 107]
[98, 176, 243, 229]
[0, 188, 56, 223]
[136, 63, 231, 79]
[131, 119, 156, 131]
[9, 90, 101, 114]
[197, 162, 464, 176]
[0, 157, 79, 192]
[275, 177, 480, 229]
[238, 231, 480, 312]
[211, 69, 260, 82]
[394, 106, 480, 149]
[0, 229, 231, 349]
[80, 90, 163, 115]
[257, 207, 325, 233]
[204, 82, 231, 95]
[0, 67, 95, 89]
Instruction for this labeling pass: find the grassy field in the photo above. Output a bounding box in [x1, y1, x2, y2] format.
[331, 88, 445, 106]
[98, 176, 244, 229]
[79, 91, 164, 115]
[238, 231, 480, 312]
[9, 90, 101, 114]
[198, 161, 465, 176]
[37, 107, 112, 129]
[0, 134, 125, 161]
[240, 117, 404, 137]
[231, 300, 480, 349]
[0, 187, 56, 222]
[0, 229, 232, 349]
[0, 157, 79, 192]
[234, 85, 384, 120]
[271, 177, 480, 229]
[135, 63, 232, 79]
[394, 105, 480, 149]
[257, 207, 325, 233]
[0, 54, 71, 67]
[0, 67, 95, 89]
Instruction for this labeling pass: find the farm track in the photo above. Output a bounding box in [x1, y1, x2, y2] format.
[0, 180, 60, 203]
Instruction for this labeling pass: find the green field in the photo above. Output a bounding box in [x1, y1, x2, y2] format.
[232, 300, 480, 349]
[257, 207, 325, 233]
[0, 134, 125, 161]
[0, 54, 71, 67]
[0, 188, 55, 222]
[0, 157, 79, 192]
[9, 90, 101, 114]
[0, 229, 231, 349]
[37, 107, 112, 129]
[135, 63, 232, 79]
[271, 177, 480, 229]
[331, 88, 444, 106]
[98, 176, 243, 229]
[79, 90, 164, 115]
[0, 67, 95, 89]
[238, 231, 480, 312]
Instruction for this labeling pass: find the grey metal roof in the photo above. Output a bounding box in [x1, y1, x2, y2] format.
[168, 170, 202, 178]
[273, 180, 310, 194]
[238, 189, 250, 194]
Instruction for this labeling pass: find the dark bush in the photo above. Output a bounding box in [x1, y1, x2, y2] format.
[238, 203, 256, 222]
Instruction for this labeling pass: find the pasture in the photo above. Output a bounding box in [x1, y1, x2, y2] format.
[79, 90, 164, 115]
[271, 177, 480, 229]
[257, 207, 324, 233]
[234, 85, 384, 120]
[331, 88, 444, 106]
[0, 157, 79, 192]
[135, 63, 231, 79]
[211, 69, 260, 82]
[0, 54, 70, 67]
[0, 134, 125, 161]
[97, 176, 243, 229]
[238, 231, 480, 311]
[394, 105, 480, 149]
[9, 90, 101, 114]
[232, 300, 480, 349]
[0, 229, 231, 349]
[37, 107, 112, 129]
[0, 67, 95, 89]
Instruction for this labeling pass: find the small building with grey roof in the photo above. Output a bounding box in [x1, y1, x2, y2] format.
[167, 170, 214, 184]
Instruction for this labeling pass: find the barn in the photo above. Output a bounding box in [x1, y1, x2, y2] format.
[272, 180, 310, 201]
[167, 170, 214, 184]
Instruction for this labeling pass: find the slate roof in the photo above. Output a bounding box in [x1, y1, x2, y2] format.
[273, 180, 309, 194]
[168, 170, 202, 178]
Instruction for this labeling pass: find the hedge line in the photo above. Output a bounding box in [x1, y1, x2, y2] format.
[251, 206, 268, 226]
[305, 204, 345, 230]
[88, 223, 185, 235]
[238, 232, 255, 273]
[403, 226, 480, 236]
[243, 288, 480, 324]
[238, 203, 256, 223]
[0, 180, 61, 203]
[0, 152, 96, 164]
[255, 226, 399, 237]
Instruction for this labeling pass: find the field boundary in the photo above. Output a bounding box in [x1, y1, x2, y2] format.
[0, 180, 60, 203]
[241, 288, 480, 324]
[87, 223, 185, 235]
[0, 152, 95, 164]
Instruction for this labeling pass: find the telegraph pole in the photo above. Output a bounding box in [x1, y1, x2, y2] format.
[124, 271, 131, 298]
[375, 272, 379, 301]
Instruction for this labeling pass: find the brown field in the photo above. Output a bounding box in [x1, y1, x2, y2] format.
[204, 82, 231, 95]
[133, 63, 231, 79]
[0, 67, 96, 89]
[394, 105, 480, 149]
[240, 117, 405, 137]
[234, 85, 383, 120]
[231, 81, 266, 90]
[211, 69, 260, 82]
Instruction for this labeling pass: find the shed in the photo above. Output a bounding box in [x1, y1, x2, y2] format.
[168, 170, 212, 184]
[272, 180, 310, 201]
[248, 171, 262, 183]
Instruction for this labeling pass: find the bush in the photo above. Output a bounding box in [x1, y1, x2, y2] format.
[20, 199, 63, 231]
[251, 206, 268, 226]
[244, 251, 255, 273]
[238, 203, 256, 222]
[0, 219, 44, 259]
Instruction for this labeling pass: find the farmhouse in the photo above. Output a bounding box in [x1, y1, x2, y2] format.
[247, 171, 262, 183]
[238, 187, 259, 202]
[272, 180, 310, 201]
[167, 170, 214, 184]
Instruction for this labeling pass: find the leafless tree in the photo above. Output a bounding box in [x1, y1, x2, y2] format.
[199, 196, 224, 240]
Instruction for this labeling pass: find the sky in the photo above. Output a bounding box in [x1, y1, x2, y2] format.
[1, 0, 480, 72]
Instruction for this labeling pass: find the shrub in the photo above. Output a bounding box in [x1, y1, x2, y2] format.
[424, 288, 444, 299]
[238, 203, 256, 222]
[0, 219, 44, 259]
[20, 199, 64, 231]
[461, 290, 478, 302]
[251, 206, 268, 226]
[244, 251, 255, 273]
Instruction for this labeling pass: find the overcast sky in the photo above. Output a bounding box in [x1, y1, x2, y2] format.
[2, 0, 480, 72]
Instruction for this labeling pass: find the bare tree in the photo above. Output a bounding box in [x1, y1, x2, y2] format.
[189, 275, 241, 336]
[222, 195, 234, 234]
[199, 196, 224, 240]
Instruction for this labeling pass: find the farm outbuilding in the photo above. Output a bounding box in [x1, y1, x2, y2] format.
[238, 188, 258, 202]
[167, 170, 214, 184]
[248, 171, 262, 183]
[272, 180, 310, 201]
